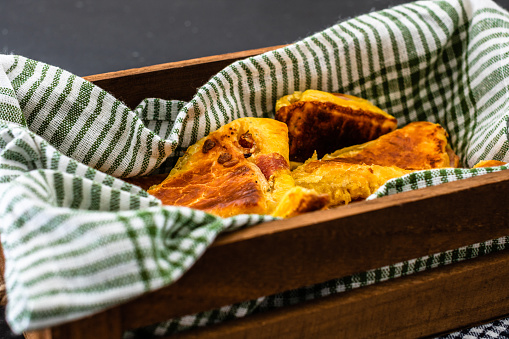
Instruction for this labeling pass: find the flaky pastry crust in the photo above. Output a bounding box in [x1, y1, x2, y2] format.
[276, 90, 397, 162]
[323, 121, 458, 170]
[147, 117, 329, 217]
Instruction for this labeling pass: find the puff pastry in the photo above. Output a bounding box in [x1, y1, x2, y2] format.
[147, 117, 328, 218]
[323, 121, 459, 170]
[276, 89, 397, 162]
[292, 160, 412, 206]
[473, 160, 507, 168]
[292, 121, 458, 206]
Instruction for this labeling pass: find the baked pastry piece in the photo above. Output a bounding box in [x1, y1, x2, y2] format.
[292, 121, 458, 206]
[147, 117, 328, 218]
[322, 121, 459, 170]
[292, 160, 412, 206]
[272, 186, 330, 218]
[275, 89, 397, 162]
[473, 160, 507, 168]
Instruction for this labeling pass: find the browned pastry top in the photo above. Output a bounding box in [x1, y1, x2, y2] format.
[152, 160, 267, 214]
[324, 121, 455, 170]
[148, 118, 294, 217]
[275, 90, 397, 162]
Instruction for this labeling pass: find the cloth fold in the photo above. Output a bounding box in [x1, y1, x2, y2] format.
[1, 0, 509, 335]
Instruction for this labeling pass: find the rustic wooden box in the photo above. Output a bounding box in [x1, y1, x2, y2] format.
[18, 46, 509, 339]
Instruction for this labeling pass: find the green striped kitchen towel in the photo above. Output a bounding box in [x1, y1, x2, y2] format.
[1, 0, 509, 335]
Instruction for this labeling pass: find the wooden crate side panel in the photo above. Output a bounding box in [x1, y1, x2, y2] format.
[24, 330, 51, 339]
[25, 308, 122, 339]
[171, 249, 509, 339]
[25, 249, 509, 339]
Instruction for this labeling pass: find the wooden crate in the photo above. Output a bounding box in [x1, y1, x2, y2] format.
[18, 46, 509, 339]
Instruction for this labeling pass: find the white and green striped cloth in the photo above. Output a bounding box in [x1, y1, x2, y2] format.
[1, 0, 509, 335]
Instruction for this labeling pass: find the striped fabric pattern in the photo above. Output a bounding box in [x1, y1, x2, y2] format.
[440, 317, 509, 339]
[0, 0, 508, 335]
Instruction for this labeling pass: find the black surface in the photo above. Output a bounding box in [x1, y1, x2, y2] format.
[2, 0, 507, 77]
[0, 307, 22, 339]
[1, 0, 427, 77]
[1, 0, 509, 338]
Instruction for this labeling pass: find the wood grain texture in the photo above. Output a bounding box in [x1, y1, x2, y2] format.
[84, 45, 285, 108]
[171, 249, 509, 339]
[118, 169, 509, 330]
[24, 308, 122, 339]
[24, 329, 52, 339]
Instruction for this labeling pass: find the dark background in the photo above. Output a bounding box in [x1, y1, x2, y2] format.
[8, 0, 509, 77]
[1, 0, 509, 337]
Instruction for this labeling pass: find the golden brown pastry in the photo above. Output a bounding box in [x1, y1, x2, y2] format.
[473, 160, 507, 168]
[322, 121, 459, 170]
[272, 186, 330, 218]
[292, 160, 412, 206]
[147, 117, 328, 218]
[275, 89, 397, 162]
[292, 121, 458, 206]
